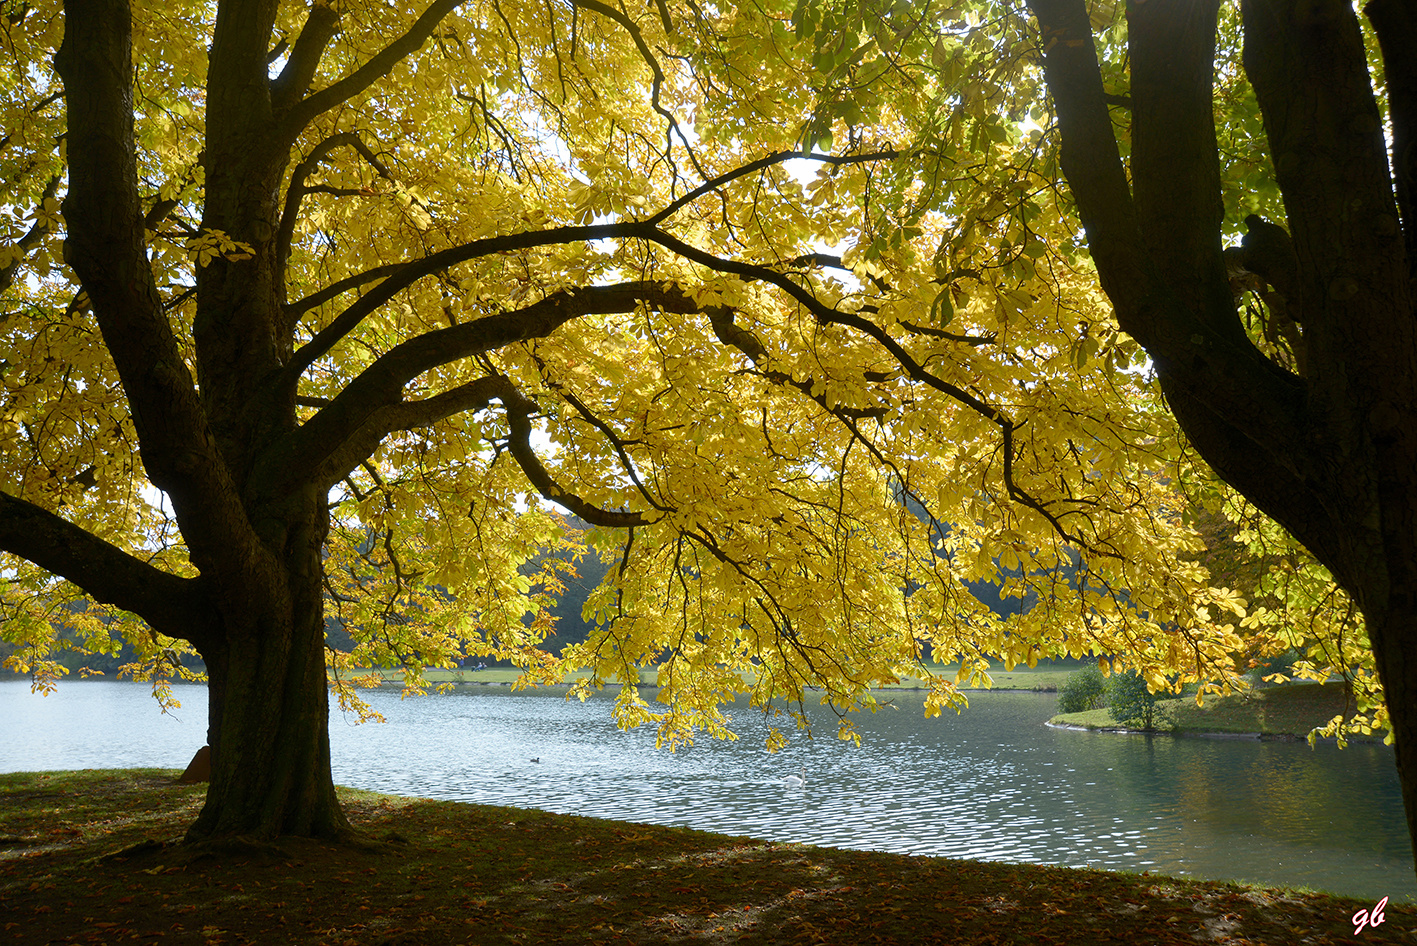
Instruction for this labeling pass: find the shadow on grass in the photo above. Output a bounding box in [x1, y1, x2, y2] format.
[1, 769, 1411, 944]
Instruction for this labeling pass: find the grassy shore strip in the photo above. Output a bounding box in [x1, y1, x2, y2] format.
[1, 770, 1408, 946]
[1048, 683, 1372, 740]
[358, 666, 1072, 692]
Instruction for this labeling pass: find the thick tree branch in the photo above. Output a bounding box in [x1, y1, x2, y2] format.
[0, 490, 208, 645]
[1129, 0, 1233, 328]
[281, 222, 649, 384]
[55, 0, 272, 587]
[302, 377, 507, 489]
[272, 194, 1077, 544]
[1243, 0, 1407, 374]
[269, 1, 341, 113]
[281, 150, 901, 389]
[262, 281, 703, 495]
[280, 0, 469, 140]
[1028, 0, 1311, 474]
[1025, 0, 1146, 313]
[204, 0, 280, 145]
[1242, 1, 1417, 864]
[1239, 0, 1412, 569]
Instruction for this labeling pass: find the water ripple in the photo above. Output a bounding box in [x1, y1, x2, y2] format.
[2, 680, 1413, 902]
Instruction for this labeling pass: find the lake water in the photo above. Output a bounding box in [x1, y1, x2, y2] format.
[2, 679, 1413, 903]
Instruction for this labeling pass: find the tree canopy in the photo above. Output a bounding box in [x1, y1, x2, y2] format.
[0, 0, 1403, 847]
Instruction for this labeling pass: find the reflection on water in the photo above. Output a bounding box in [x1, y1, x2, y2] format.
[2, 679, 1412, 902]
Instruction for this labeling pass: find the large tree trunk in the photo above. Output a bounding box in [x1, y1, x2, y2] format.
[192, 613, 347, 840]
[189, 499, 350, 841]
[1365, 603, 1417, 869]
[1027, 0, 1417, 875]
[55, 0, 351, 841]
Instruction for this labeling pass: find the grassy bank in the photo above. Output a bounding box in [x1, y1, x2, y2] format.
[360, 664, 1072, 693]
[1, 769, 1409, 945]
[1048, 682, 1364, 739]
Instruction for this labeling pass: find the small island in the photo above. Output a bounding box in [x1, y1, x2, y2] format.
[1048, 681, 1375, 742]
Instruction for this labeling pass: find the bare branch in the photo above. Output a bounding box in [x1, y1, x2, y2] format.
[381, 377, 508, 432]
[270, 2, 341, 113]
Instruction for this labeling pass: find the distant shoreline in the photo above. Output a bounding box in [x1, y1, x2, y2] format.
[1044, 721, 1313, 741]
[337, 665, 1072, 692]
[1045, 683, 1387, 744]
[3, 664, 1078, 693]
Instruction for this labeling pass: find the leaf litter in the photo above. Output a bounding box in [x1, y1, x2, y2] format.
[1, 769, 1412, 945]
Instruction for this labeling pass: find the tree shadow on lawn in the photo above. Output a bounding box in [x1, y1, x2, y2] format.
[0, 770, 1411, 945]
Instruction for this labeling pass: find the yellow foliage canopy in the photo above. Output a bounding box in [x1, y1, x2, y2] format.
[0, 0, 1346, 754]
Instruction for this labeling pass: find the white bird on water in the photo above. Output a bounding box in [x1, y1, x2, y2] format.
[782, 765, 806, 788]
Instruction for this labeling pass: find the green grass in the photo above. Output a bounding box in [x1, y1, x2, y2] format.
[2, 768, 1408, 945]
[1048, 682, 1365, 738]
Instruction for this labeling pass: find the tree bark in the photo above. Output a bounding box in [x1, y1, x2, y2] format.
[52, 0, 350, 840]
[189, 496, 350, 840]
[1028, 0, 1417, 874]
